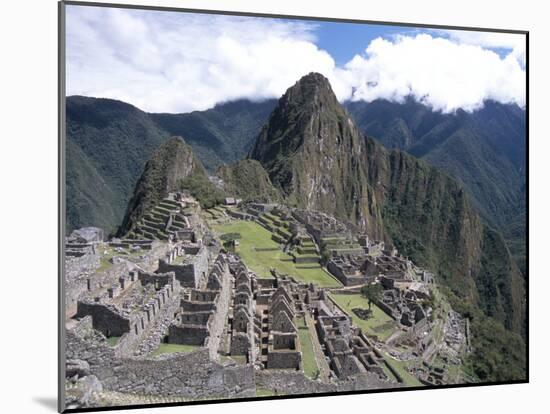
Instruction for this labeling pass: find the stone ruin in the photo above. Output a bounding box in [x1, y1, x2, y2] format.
[292, 208, 351, 245]
[312, 298, 388, 381]
[327, 247, 413, 287]
[65, 198, 458, 407]
[76, 267, 181, 357]
[156, 241, 209, 288]
[265, 286, 302, 369]
[168, 254, 232, 359]
[377, 286, 430, 334]
[128, 192, 199, 242]
[229, 262, 260, 363]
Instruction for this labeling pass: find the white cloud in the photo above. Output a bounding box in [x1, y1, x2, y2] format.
[66, 6, 337, 113]
[66, 6, 526, 114]
[437, 29, 526, 67]
[345, 34, 526, 112]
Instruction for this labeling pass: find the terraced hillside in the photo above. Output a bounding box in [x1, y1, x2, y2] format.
[321, 236, 364, 257]
[212, 220, 339, 288]
[292, 235, 321, 265]
[127, 195, 191, 241]
[257, 211, 293, 244]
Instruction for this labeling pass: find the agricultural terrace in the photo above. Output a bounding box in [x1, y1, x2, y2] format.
[212, 220, 340, 288]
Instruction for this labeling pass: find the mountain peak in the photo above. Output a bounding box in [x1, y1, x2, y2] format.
[294, 72, 332, 89]
[117, 135, 206, 236]
[249, 74, 374, 233]
[281, 72, 338, 109]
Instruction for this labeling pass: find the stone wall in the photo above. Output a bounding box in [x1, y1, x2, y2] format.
[66, 325, 256, 400]
[327, 261, 365, 286]
[157, 246, 208, 288]
[255, 370, 393, 396]
[204, 257, 232, 359]
[168, 254, 232, 359]
[294, 255, 320, 264]
[76, 302, 130, 338]
[169, 324, 209, 345]
[64, 252, 100, 317]
[267, 350, 301, 369]
[77, 273, 181, 357]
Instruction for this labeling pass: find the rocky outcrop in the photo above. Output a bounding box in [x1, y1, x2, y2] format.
[117, 137, 207, 236]
[250, 72, 384, 237]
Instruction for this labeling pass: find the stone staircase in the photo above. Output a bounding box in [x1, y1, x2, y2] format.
[129, 195, 190, 241]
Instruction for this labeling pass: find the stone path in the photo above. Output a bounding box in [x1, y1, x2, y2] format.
[305, 314, 331, 383]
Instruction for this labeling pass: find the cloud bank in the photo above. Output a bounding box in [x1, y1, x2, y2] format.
[66, 6, 526, 114]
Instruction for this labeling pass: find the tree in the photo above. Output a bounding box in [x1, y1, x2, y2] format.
[220, 232, 241, 252]
[360, 283, 383, 311]
[220, 232, 241, 242]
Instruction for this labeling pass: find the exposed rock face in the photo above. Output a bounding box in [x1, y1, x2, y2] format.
[249, 72, 384, 238]
[217, 159, 281, 203]
[364, 141, 524, 333]
[117, 136, 207, 236]
[69, 227, 105, 243]
[249, 72, 525, 335]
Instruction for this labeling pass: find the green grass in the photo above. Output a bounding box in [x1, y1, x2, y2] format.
[256, 388, 284, 397]
[95, 245, 144, 274]
[383, 356, 423, 387]
[297, 321, 319, 379]
[213, 220, 340, 288]
[293, 252, 320, 260]
[96, 246, 117, 273]
[149, 343, 198, 357]
[330, 294, 399, 341]
[106, 336, 120, 347]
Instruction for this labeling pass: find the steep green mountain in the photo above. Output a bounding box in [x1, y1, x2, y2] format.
[345, 99, 526, 274]
[363, 139, 524, 334]
[249, 73, 525, 342]
[67, 94, 526, 277]
[66, 139, 120, 231]
[249, 73, 385, 239]
[66, 96, 170, 234]
[217, 159, 282, 203]
[117, 137, 210, 236]
[150, 99, 276, 170]
[66, 96, 275, 234]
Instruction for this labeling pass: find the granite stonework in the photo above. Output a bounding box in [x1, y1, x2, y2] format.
[64, 195, 456, 408]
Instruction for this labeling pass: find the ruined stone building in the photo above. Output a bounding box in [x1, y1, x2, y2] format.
[266, 286, 302, 370]
[168, 254, 232, 359]
[314, 306, 389, 381]
[229, 261, 260, 363]
[377, 288, 429, 333]
[157, 242, 209, 288]
[292, 208, 351, 245]
[76, 268, 180, 357]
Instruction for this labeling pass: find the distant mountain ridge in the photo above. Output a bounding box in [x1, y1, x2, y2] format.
[65, 96, 276, 234]
[66, 93, 526, 277]
[346, 98, 526, 274]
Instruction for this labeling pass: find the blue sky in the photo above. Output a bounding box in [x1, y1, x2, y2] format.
[311, 21, 416, 65]
[66, 5, 526, 113]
